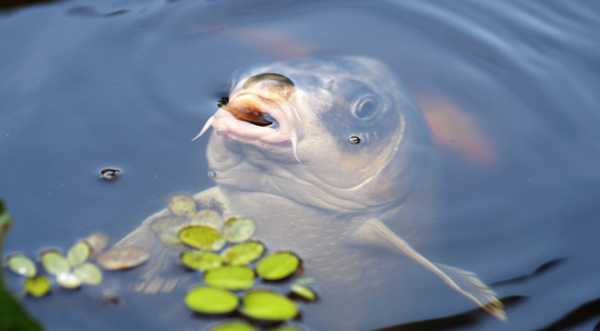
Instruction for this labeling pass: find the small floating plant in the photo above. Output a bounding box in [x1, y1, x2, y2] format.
[3, 194, 319, 330]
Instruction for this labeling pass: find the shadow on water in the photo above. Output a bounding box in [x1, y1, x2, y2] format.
[491, 258, 566, 287]
[0, 0, 59, 11]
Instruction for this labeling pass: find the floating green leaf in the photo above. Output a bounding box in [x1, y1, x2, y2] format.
[290, 284, 317, 302]
[6, 254, 36, 278]
[178, 225, 225, 251]
[83, 233, 109, 256]
[222, 217, 256, 243]
[209, 320, 256, 331]
[184, 287, 238, 314]
[97, 246, 149, 270]
[67, 241, 91, 267]
[240, 290, 298, 321]
[23, 276, 51, 298]
[168, 195, 197, 217]
[256, 252, 300, 281]
[270, 326, 303, 331]
[222, 241, 264, 266]
[189, 209, 222, 230]
[204, 266, 255, 291]
[73, 263, 103, 285]
[180, 251, 223, 271]
[56, 272, 81, 289]
[40, 250, 70, 276]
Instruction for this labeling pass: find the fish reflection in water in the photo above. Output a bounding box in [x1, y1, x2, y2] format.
[106, 56, 505, 327]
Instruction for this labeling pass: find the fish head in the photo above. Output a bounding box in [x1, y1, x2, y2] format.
[202, 56, 430, 213]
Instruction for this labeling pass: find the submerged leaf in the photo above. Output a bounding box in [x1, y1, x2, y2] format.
[204, 266, 255, 291]
[56, 272, 81, 289]
[178, 225, 225, 251]
[6, 254, 37, 278]
[256, 252, 300, 281]
[180, 251, 223, 271]
[97, 246, 149, 271]
[209, 320, 256, 331]
[290, 284, 317, 302]
[184, 287, 238, 314]
[168, 195, 197, 217]
[189, 209, 222, 230]
[67, 241, 91, 267]
[222, 241, 264, 266]
[24, 276, 51, 298]
[222, 217, 256, 243]
[240, 290, 298, 321]
[40, 250, 70, 276]
[73, 263, 103, 285]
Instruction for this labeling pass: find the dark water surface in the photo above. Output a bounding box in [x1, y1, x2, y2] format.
[2, 1, 600, 330]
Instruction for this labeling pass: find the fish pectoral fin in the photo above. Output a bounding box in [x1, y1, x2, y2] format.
[352, 218, 506, 321]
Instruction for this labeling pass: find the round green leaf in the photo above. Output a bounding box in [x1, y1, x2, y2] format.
[222, 241, 264, 266]
[222, 217, 256, 243]
[180, 251, 223, 271]
[67, 241, 91, 267]
[290, 284, 317, 302]
[40, 250, 70, 276]
[178, 225, 225, 251]
[97, 246, 149, 271]
[24, 276, 51, 298]
[240, 290, 298, 321]
[189, 209, 222, 230]
[256, 252, 300, 281]
[73, 262, 103, 285]
[56, 272, 81, 289]
[184, 287, 238, 314]
[168, 195, 197, 217]
[209, 321, 256, 331]
[204, 266, 255, 291]
[6, 254, 37, 277]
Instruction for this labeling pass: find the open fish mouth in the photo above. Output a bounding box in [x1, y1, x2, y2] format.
[192, 73, 301, 162]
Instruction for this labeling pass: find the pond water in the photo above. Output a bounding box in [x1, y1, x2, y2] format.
[2, 1, 600, 330]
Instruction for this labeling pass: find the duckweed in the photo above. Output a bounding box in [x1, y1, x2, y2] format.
[168, 195, 197, 217]
[40, 250, 70, 276]
[67, 241, 91, 267]
[240, 290, 298, 321]
[222, 241, 264, 266]
[222, 217, 256, 243]
[256, 252, 300, 281]
[6, 254, 36, 278]
[290, 284, 317, 302]
[180, 251, 223, 271]
[24, 276, 51, 298]
[178, 225, 225, 251]
[204, 266, 255, 291]
[184, 287, 238, 314]
[209, 320, 256, 331]
[73, 263, 103, 285]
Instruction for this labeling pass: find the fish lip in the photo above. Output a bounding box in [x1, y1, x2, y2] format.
[212, 91, 295, 146]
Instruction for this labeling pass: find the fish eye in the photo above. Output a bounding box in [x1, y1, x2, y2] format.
[352, 95, 379, 120]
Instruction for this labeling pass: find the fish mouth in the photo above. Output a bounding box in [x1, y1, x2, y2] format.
[193, 77, 301, 161]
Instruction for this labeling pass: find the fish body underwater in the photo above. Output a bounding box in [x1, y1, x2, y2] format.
[110, 56, 504, 328]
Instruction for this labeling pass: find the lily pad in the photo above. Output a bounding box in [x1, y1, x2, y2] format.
[190, 209, 222, 230]
[97, 246, 149, 270]
[209, 321, 256, 331]
[40, 250, 70, 276]
[290, 284, 317, 302]
[204, 266, 255, 291]
[222, 241, 264, 266]
[178, 225, 225, 251]
[168, 195, 197, 217]
[256, 252, 300, 281]
[67, 241, 91, 267]
[24, 276, 51, 298]
[180, 251, 223, 271]
[222, 217, 256, 243]
[240, 290, 298, 321]
[184, 287, 239, 314]
[56, 272, 81, 289]
[6, 254, 37, 278]
[73, 263, 103, 285]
